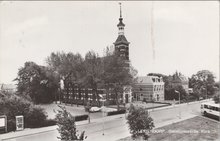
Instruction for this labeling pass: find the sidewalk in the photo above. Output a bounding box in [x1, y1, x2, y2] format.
[148, 98, 211, 112]
[0, 114, 124, 141]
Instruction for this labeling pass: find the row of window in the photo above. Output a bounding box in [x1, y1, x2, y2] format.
[204, 105, 220, 112]
[152, 78, 163, 83]
[63, 96, 122, 101]
[64, 93, 121, 99]
[153, 85, 164, 92]
[65, 92, 115, 96]
[66, 88, 105, 92]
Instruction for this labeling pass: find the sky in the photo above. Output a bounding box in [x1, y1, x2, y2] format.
[0, 1, 219, 84]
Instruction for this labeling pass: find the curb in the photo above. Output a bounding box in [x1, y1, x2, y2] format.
[0, 113, 124, 141]
[148, 99, 211, 112]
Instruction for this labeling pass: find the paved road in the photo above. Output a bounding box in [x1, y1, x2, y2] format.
[1, 101, 206, 141]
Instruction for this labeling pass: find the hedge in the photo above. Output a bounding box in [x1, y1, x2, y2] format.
[107, 109, 126, 116]
[25, 106, 48, 128]
[42, 114, 89, 127]
[0, 94, 48, 132]
[74, 114, 89, 121]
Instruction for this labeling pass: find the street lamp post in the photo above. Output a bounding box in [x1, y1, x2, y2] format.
[87, 101, 91, 123]
[102, 100, 105, 135]
[205, 86, 207, 99]
[152, 97, 155, 111]
[99, 94, 105, 135]
[60, 78, 64, 104]
[175, 90, 181, 119]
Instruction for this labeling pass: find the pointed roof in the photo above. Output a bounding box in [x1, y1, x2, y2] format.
[114, 35, 129, 45]
[114, 3, 129, 46]
[169, 72, 188, 83]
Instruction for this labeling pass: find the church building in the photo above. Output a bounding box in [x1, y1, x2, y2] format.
[114, 3, 132, 103]
[62, 3, 132, 106]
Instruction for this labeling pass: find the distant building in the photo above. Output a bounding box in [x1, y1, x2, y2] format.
[0, 84, 17, 93]
[168, 72, 189, 93]
[132, 76, 165, 102]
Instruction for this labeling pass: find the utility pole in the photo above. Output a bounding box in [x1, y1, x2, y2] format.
[175, 90, 181, 119]
[99, 94, 105, 135]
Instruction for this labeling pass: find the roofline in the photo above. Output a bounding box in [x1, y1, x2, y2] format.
[114, 41, 130, 45]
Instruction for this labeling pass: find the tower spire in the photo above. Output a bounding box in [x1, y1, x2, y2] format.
[114, 2, 130, 62]
[117, 2, 125, 35]
[119, 2, 122, 18]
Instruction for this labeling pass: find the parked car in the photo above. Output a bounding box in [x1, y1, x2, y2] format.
[89, 107, 101, 112]
[101, 107, 117, 112]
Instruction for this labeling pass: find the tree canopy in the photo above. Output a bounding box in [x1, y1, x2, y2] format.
[15, 48, 137, 104]
[55, 106, 86, 140]
[189, 70, 216, 99]
[126, 104, 154, 140]
[15, 62, 59, 104]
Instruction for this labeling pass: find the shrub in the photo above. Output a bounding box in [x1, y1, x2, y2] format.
[213, 92, 220, 104]
[55, 106, 87, 140]
[126, 104, 154, 140]
[75, 114, 89, 121]
[43, 119, 57, 127]
[25, 106, 47, 128]
[0, 93, 48, 132]
[0, 94, 31, 131]
[107, 109, 126, 116]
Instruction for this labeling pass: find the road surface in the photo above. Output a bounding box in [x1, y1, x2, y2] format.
[1, 101, 206, 141]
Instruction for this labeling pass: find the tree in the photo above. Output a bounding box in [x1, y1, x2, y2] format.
[46, 51, 85, 83]
[45, 49, 138, 107]
[189, 70, 216, 99]
[214, 82, 220, 89]
[102, 49, 137, 110]
[165, 85, 187, 102]
[46, 52, 85, 104]
[213, 91, 220, 104]
[126, 104, 154, 140]
[55, 106, 86, 141]
[82, 51, 104, 106]
[15, 62, 58, 104]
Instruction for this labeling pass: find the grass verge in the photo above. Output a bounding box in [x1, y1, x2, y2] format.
[118, 116, 220, 141]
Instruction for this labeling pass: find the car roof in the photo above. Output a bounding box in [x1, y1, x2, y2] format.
[202, 102, 220, 108]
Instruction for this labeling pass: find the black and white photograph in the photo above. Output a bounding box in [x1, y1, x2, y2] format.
[0, 1, 219, 141]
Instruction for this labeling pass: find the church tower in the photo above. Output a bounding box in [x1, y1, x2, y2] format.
[114, 3, 130, 61]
